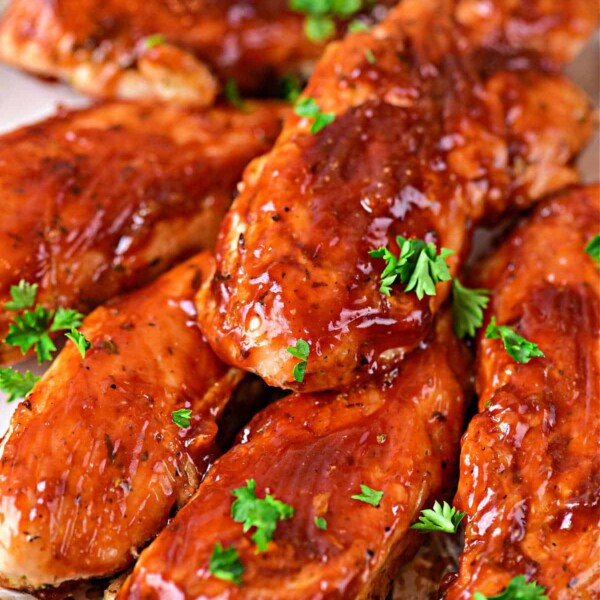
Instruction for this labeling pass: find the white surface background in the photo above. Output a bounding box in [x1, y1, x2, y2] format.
[0, 26, 597, 600]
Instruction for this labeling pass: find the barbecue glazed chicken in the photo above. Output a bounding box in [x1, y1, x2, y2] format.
[118, 312, 470, 600]
[0, 253, 246, 591]
[196, 0, 595, 393]
[444, 184, 600, 599]
[0, 0, 395, 105]
[0, 101, 286, 365]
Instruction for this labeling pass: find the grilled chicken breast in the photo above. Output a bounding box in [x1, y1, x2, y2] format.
[0, 253, 246, 591]
[0, 100, 286, 365]
[196, 0, 595, 393]
[0, 0, 394, 105]
[444, 184, 600, 599]
[118, 312, 470, 599]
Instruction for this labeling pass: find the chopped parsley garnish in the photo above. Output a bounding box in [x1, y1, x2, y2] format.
[348, 19, 370, 32]
[364, 48, 376, 64]
[452, 279, 490, 339]
[585, 234, 600, 268]
[5, 280, 38, 311]
[351, 484, 383, 507]
[143, 34, 166, 49]
[5, 306, 56, 363]
[50, 307, 84, 332]
[369, 235, 454, 300]
[286, 339, 310, 383]
[411, 501, 465, 533]
[209, 543, 244, 585]
[474, 575, 548, 600]
[485, 317, 544, 364]
[314, 516, 327, 530]
[279, 73, 303, 102]
[231, 479, 294, 552]
[294, 97, 335, 134]
[3, 282, 89, 362]
[172, 408, 192, 428]
[224, 78, 245, 110]
[0, 368, 39, 403]
[290, 0, 363, 41]
[65, 328, 92, 358]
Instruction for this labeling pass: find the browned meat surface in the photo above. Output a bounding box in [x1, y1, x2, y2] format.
[0, 101, 286, 365]
[117, 313, 470, 599]
[444, 185, 600, 599]
[0, 0, 394, 104]
[0, 253, 245, 591]
[196, 0, 595, 393]
[452, 0, 599, 65]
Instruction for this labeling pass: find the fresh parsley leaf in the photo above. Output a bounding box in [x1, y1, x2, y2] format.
[364, 48, 376, 64]
[452, 279, 490, 339]
[348, 19, 369, 32]
[279, 73, 303, 102]
[485, 317, 544, 364]
[294, 97, 335, 134]
[286, 339, 310, 383]
[172, 408, 193, 428]
[143, 34, 166, 49]
[209, 543, 243, 585]
[65, 328, 91, 358]
[370, 235, 454, 300]
[473, 575, 548, 600]
[351, 484, 383, 507]
[411, 501, 465, 533]
[5, 306, 56, 363]
[231, 479, 294, 552]
[224, 78, 245, 110]
[50, 307, 84, 332]
[0, 368, 39, 403]
[5, 280, 38, 311]
[305, 14, 336, 41]
[585, 234, 600, 268]
[291, 0, 363, 41]
[314, 516, 327, 530]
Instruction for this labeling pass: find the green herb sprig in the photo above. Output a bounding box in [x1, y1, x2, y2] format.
[290, 0, 364, 41]
[585, 234, 600, 268]
[474, 575, 548, 600]
[485, 317, 544, 364]
[370, 235, 454, 300]
[411, 501, 465, 533]
[286, 339, 310, 383]
[351, 484, 383, 507]
[231, 479, 295, 552]
[452, 280, 490, 339]
[209, 543, 244, 585]
[294, 97, 335, 134]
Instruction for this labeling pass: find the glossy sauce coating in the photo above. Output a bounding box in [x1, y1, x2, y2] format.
[197, 0, 595, 392]
[444, 185, 600, 599]
[0, 0, 395, 104]
[0, 253, 244, 590]
[118, 313, 470, 599]
[0, 101, 286, 364]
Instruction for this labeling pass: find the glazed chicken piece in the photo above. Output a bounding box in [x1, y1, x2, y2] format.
[118, 312, 470, 599]
[444, 185, 600, 599]
[0, 100, 286, 365]
[0, 0, 394, 105]
[0, 252, 247, 591]
[196, 0, 595, 393]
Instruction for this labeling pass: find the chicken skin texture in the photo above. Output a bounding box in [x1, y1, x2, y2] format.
[197, 0, 594, 392]
[0, 0, 394, 105]
[0, 101, 286, 365]
[444, 185, 600, 599]
[118, 313, 470, 600]
[0, 253, 244, 591]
